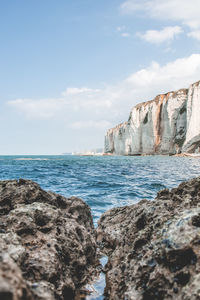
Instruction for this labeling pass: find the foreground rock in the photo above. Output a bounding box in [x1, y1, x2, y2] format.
[97, 177, 200, 300]
[0, 179, 98, 300]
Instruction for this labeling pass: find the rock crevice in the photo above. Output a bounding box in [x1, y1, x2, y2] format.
[1, 177, 200, 299]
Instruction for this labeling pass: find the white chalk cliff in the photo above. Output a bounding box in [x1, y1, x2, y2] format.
[105, 80, 200, 155]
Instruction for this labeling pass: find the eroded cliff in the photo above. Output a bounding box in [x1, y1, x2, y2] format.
[105, 80, 200, 155]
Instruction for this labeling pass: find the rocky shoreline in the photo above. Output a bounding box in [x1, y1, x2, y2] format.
[0, 178, 200, 299]
[97, 177, 200, 299]
[0, 179, 99, 300]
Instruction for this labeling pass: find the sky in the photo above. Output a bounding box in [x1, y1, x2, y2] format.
[1, 0, 200, 155]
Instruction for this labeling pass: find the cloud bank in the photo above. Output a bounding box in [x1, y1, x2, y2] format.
[121, 0, 200, 41]
[8, 54, 200, 131]
[138, 26, 183, 44]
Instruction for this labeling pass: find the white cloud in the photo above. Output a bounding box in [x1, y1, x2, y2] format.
[121, 32, 131, 37]
[121, 0, 200, 39]
[138, 26, 183, 44]
[116, 26, 130, 37]
[70, 120, 112, 129]
[188, 30, 200, 41]
[8, 54, 200, 130]
[8, 98, 63, 119]
[116, 26, 126, 32]
[62, 87, 100, 96]
[120, 0, 200, 26]
[125, 54, 200, 89]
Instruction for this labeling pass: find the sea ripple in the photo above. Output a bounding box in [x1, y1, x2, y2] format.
[1, 155, 200, 225]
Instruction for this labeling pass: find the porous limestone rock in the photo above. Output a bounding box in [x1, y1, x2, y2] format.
[105, 80, 200, 155]
[0, 179, 98, 300]
[97, 177, 200, 300]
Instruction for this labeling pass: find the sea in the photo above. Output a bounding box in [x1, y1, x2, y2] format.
[1, 155, 200, 225]
[1, 155, 200, 299]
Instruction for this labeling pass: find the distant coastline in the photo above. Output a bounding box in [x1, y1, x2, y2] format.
[105, 80, 200, 156]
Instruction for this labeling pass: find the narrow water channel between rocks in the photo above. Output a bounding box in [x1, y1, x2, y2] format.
[2, 156, 200, 299]
[85, 256, 108, 300]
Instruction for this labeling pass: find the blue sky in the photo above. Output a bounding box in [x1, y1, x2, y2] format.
[1, 0, 200, 154]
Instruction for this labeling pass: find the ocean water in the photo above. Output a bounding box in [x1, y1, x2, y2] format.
[1, 155, 200, 299]
[1, 155, 200, 225]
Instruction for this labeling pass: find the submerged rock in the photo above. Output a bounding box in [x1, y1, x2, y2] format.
[97, 177, 200, 300]
[0, 179, 98, 300]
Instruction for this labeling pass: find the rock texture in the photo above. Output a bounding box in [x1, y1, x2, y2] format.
[105, 80, 200, 155]
[97, 177, 200, 300]
[0, 179, 98, 300]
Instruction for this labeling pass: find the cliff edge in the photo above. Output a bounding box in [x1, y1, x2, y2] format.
[105, 80, 200, 155]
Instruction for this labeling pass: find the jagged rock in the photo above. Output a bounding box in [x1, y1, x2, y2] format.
[105, 80, 200, 155]
[97, 177, 200, 300]
[0, 179, 98, 300]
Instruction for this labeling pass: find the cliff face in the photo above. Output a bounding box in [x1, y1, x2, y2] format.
[105, 80, 200, 155]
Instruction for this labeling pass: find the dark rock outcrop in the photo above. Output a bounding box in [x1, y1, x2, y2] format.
[0, 179, 98, 300]
[1, 177, 200, 300]
[97, 177, 200, 300]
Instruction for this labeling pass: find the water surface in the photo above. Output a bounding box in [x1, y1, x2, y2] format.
[1, 155, 200, 224]
[1, 155, 200, 299]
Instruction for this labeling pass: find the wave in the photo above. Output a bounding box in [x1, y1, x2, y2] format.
[15, 158, 50, 161]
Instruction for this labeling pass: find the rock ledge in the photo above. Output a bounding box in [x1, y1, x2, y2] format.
[0, 179, 98, 300]
[97, 177, 200, 300]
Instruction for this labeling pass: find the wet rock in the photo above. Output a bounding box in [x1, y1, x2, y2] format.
[0, 245, 33, 300]
[97, 176, 200, 300]
[0, 179, 98, 299]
